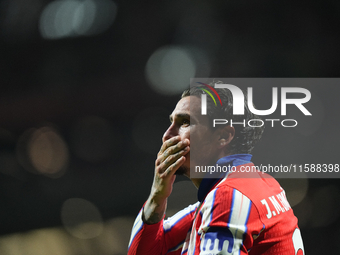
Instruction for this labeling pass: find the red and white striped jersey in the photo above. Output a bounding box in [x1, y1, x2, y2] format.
[128, 155, 304, 255]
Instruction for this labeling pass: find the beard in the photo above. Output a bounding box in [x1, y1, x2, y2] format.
[175, 165, 189, 176]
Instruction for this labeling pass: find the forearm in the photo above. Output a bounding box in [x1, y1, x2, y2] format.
[141, 136, 188, 224]
[142, 194, 167, 224]
[128, 136, 189, 254]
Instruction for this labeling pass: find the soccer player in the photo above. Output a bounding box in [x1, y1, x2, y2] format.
[128, 85, 305, 255]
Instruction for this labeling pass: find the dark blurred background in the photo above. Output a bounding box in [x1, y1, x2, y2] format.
[0, 0, 340, 254]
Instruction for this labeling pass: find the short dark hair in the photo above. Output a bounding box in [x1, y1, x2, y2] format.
[181, 83, 264, 154]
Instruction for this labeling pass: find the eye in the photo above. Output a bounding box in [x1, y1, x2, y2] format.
[182, 119, 190, 125]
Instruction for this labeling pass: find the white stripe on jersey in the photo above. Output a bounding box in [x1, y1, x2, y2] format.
[188, 226, 198, 255]
[228, 189, 252, 253]
[163, 202, 199, 255]
[128, 209, 144, 248]
[180, 229, 192, 254]
[215, 173, 232, 188]
[163, 202, 200, 233]
[198, 188, 218, 234]
[188, 189, 218, 255]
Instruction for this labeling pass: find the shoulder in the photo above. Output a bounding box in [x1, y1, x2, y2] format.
[199, 182, 261, 233]
[201, 181, 253, 217]
[215, 172, 297, 225]
[200, 171, 282, 216]
[217, 170, 282, 200]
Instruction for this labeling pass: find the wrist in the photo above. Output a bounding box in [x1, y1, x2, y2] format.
[148, 188, 168, 206]
[143, 197, 167, 224]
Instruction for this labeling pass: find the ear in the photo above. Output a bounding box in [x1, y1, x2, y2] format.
[217, 125, 235, 149]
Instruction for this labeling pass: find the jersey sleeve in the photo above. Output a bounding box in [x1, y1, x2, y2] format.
[197, 186, 264, 255]
[128, 201, 200, 255]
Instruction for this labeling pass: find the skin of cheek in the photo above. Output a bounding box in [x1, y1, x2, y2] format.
[184, 124, 218, 171]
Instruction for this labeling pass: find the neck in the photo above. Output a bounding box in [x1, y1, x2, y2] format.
[189, 150, 232, 189]
[190, 177, 203, 189]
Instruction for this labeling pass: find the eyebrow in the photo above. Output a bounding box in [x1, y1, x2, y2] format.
[169, 113, 191, 122]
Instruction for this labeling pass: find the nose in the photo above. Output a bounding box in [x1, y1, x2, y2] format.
[162, 123, 178, 143]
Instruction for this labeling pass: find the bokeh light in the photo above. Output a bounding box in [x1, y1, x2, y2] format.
[0, 228, 73, 255]
[101, 217, 135, 254]
[145, 45, 196, 95]
[275, 172, 309, 207]
[61, 198, 103, 239]
[39, 0, 117, 39]
[29, 127, 69, 177]
[0, 216, 135, 255]
[16, 126, 69, 178]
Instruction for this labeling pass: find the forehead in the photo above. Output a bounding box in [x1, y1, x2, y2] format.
[172, 96, 201, 117]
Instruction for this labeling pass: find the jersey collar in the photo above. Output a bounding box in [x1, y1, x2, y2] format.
[197, 154, 252, 202]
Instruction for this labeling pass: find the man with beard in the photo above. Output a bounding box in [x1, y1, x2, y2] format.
[128, 85, 304, 255]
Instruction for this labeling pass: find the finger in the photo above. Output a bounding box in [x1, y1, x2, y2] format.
[160, 156, 186, 178]
[160, 146, 190, 170]
[160, 139, 189, 163]
[158, 136, 181, 155]
[155, 145, 189, 174]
